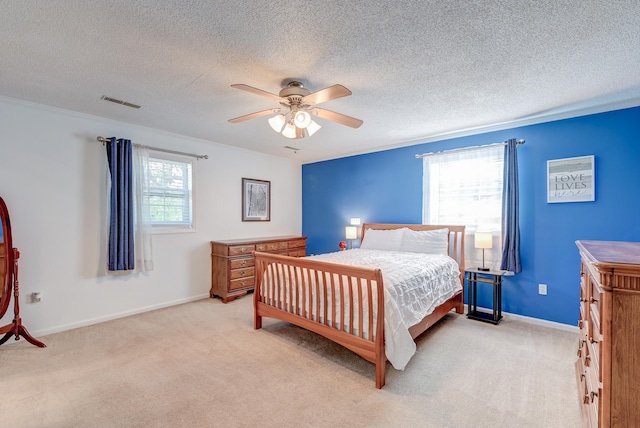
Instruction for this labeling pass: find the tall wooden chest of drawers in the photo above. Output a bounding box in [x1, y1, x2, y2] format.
[575, 240, 640, 427]
[210, 236, 307, 303]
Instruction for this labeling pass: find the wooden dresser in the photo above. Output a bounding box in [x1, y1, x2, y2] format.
[210, 236, 307, 303]
[575, 240, 640, 427]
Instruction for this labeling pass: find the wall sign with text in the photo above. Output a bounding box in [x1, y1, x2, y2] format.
[547, 155, 595, 203]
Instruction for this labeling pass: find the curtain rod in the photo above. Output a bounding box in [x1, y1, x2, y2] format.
[97, 137, 209, 160]
[414, 139, 524, 159]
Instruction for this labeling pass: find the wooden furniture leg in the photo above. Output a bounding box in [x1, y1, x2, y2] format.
[0, 249, 45, 348]
[0, 319, 45, 347]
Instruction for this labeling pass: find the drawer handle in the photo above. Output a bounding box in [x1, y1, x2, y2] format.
[590, 391, 598, 402]
[590, 338, 598, 344]
[580, 373, 585, 381]
[240, 271, 246, 275]
[577, 349, 582, 357]
[583, 394, 590, 404]
[580, 298, 587, 303]
[590, 297, 598, 303]
[240, 261, 247, 266]
[578, 320, 583, 329]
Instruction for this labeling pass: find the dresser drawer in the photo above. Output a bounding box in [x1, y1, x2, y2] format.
[580, 274, 588, 311]
[591, 324, 603, 380]
[583, 367, 599, 427]
[230, 266, 255, 280]
[577, 333, 588, 359]
[582, 334, 592, 369]
[228, 245, 255, 256]
[256, 242, 281, 252]
[576, 359, 594, 428]
[288, 249, 306, 257]
[586, 335, 600, 383]
[589, 274, 602, 315]
[229, 277, 254, 290]
[288, 239, 307, 249]
[230, 258, 254, 270]
[579, 299, 587, 325]
[589, 288, 602, 336]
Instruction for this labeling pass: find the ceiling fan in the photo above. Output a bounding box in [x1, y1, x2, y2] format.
[228, 81, 363, 139]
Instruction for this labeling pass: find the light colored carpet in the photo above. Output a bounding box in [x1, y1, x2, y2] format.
[1, 296, 581, 427]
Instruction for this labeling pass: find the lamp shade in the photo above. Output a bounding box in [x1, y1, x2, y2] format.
[268, 114, 286, 132]
[293, 111, 312, 128]
[345, 226, 357, 240]
[281, 123, 297, 139]
[474, 231, 493, 249]
[306, 120, 321, 136]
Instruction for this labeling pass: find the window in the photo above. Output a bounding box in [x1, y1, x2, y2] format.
[147, 152, 194, 232]
[422, 144, 504, 268]
[423, 145, 503, 230]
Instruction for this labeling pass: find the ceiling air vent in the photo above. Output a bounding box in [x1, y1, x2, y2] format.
[284, 146, 300, 153]
[101, 95, 141, 109]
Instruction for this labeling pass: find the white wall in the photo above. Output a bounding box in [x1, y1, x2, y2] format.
[0, 97, 302, 337]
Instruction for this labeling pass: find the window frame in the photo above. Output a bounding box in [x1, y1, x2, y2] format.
[421, 144, 505, 269]
[147, 151, 196, 234]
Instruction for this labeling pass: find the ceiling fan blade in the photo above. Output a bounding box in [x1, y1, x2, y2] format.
[230, 84, 287, 103]
[228, 108, 280, 123]
[310, 108, 363, 128]
[302, 84, 352, 106]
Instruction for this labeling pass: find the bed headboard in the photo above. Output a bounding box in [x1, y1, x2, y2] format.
[361, 223, 466, 278]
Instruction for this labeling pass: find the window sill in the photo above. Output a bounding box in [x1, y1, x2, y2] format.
[152, 226, 195, 235]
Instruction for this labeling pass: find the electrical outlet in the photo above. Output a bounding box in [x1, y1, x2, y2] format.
[32, 291, 42, 302]
[538, 284, 547, 295]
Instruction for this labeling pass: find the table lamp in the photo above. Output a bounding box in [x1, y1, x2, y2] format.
[345, 226, 357, 249]
[474, 231, 492, 271]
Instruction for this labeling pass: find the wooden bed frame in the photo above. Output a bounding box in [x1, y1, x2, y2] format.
[253, 223, 465, 388]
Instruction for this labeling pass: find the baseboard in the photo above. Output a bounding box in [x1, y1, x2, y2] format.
[462, 304, 579, 333]
[31, 293, 211, 338]
[20, 298, 576, 341]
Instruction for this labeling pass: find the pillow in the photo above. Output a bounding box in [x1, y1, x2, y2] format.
[360, 228, 405, 251]
[400, 228, 449, 255]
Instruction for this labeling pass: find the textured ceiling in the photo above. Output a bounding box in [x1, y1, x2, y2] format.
[2, 1, 640, 163]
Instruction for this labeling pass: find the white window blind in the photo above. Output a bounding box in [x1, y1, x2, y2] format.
[422, 144, 504, 269]
[147, 153, 194, 231]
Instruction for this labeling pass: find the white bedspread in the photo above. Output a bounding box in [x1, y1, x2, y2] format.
[308, 249, 461, 370]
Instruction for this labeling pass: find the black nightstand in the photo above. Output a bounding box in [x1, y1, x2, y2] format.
[465, 268, 508, 325]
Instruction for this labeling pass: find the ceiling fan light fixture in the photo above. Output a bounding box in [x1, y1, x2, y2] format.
[281, 123, 298, 139]
[293, 110, 312, 129]
[229, 81, 363, 139]
[306, 120, 321, 136]
[268, 114, 286, 132]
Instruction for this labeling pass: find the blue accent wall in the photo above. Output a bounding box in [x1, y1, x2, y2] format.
[302, 106, 640, 325]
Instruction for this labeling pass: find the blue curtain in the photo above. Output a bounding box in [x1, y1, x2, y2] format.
[500, 138, 521, 273]
[106, 137, 135, 271]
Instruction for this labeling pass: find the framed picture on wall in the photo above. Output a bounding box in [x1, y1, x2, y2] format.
[242, 178, 271, 221]
[547, 155, 595, 203]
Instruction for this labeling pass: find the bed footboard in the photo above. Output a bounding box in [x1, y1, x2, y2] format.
[253, 251, 387, 388]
